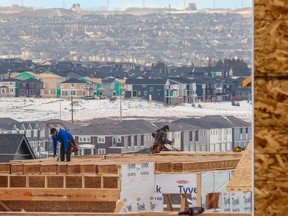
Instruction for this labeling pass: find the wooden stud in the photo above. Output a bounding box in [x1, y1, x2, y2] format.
[166, 194, 173, 211]
[180, 194, 188, 212]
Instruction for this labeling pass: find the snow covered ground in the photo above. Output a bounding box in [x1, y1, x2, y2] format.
[0, 97, 253, 123]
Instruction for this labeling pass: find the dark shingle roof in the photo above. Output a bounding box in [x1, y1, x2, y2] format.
[0, 134, 36, 162]
[61, 78, 87, 83]
[125, 78, 167, 85]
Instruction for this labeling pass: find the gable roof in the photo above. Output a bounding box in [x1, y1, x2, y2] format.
[0, 134, 36, 162]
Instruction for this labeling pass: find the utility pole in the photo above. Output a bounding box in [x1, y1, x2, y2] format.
[71, 96, 74, 124]
[59, 99, 62, 120]
[119, 86, 122, 122]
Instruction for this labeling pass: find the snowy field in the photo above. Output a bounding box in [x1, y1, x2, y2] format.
[0, 97, 253, 123]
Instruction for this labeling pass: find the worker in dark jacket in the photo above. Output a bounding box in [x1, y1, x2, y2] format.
[150, 125, 174, 154]
[50, 127, 76, 162]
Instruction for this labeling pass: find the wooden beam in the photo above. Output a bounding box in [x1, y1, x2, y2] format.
[0, 188, 120, 202]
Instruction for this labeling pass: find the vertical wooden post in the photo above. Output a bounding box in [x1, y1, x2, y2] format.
[166, 194, 173, 211]
[180, 194, 188, 212]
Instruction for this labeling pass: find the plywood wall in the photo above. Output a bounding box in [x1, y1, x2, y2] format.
[254, 0, 288, 215]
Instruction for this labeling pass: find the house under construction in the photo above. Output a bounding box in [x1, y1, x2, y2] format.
[0, 145, 252, 215]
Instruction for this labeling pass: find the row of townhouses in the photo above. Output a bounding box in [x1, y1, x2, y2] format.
[0, 72, 250, 104]
[0, 116, 251, 158]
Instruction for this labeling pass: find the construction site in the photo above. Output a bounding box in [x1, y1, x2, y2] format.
[0, 142, 252, 216]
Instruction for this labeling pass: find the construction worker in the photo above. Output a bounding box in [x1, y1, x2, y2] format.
[50, 127, 77, 162]
[150, 125, 174, 154]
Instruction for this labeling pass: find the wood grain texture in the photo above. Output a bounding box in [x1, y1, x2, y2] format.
[255, 0, 288, 215]
[255, 19, 288, 74]
[254, 77, 288, 127]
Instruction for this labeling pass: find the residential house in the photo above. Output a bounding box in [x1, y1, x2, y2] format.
[60, 78, 93, 98]
[71, 120, 157, 155]
[168, 77, 199, 104]
[222, 116, 252, 149]
[173, 118, 210, 151]
[198, 115, 251, 151]
[0, 134, 36, 162]
[211, 77, 233, 102]
[80, 77, 103, 97]
[118, 120, 157, 152]
[231, 77, 252, 101]
[125, 78, 169, 103]
[100, 77, 119, 98]
[18, 78, 43, 97]
[0, 118, 20, 134]
[0, 78, 20, 97]
[174, 116, 235, 152]
[38, 71, 65, 98]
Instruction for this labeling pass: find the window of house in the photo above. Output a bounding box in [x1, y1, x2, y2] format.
[25, 130, 31, 138]
[9, 82, 13, 86]
[70, 90, 76, 96]
[138, 91, 141, 96]
[20, 89, 25, 94]
[189, 131, 193, 141]
[29, 83, 35, 88]
[70, 83, 75, 88]
[9, 88, 14, 93]
[1, 89, 6, 94]
[240, 128, 243, 134]
[29, 89, 34, 94]
[195, 131, 198, 141]
[98, 148, 106, 155]
[116, 136, 121, 143]
[33, 129, 38, 138]
[150, 87, 153, 92]
[79, 136, 91, 142]
[144, 91, 147, 96]
[62, 91, 68, 96]
[142, 84, 146, 88]
[98, 136, 105, 143]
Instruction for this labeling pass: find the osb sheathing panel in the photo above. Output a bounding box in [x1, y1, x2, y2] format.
[227, 142, 252, 191]
[255, 0, 288, 215]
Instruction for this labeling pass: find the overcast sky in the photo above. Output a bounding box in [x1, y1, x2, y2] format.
[0, 0, 252, 10]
